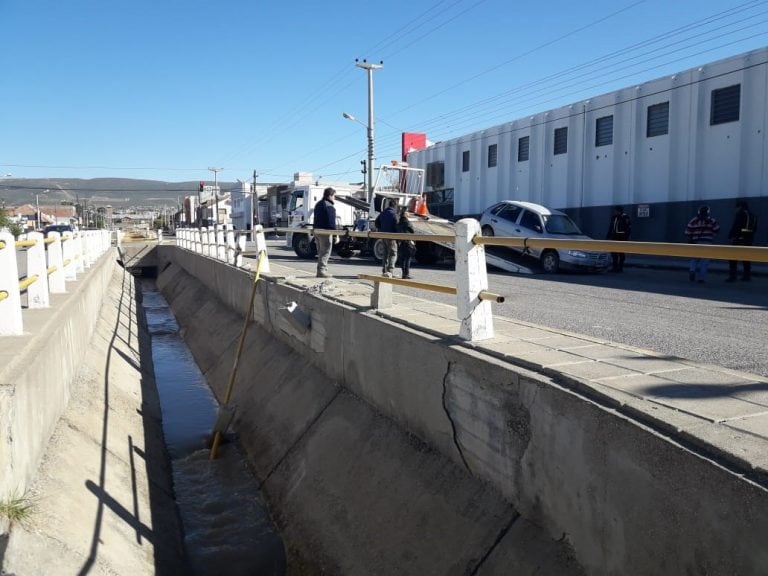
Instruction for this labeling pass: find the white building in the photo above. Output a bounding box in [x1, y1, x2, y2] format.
[407, 47, 768, 242]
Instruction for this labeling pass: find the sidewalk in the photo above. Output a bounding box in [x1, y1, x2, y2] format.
[626, 253, 766, 276]
[259, 258, 768, 489]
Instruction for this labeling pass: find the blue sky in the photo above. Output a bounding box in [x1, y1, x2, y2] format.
[1, 0, 766, 185]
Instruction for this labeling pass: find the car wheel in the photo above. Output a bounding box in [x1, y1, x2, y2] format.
[292, 233, 316, 259]
[481, 225, 494, 236]
[540, 250, 560, 274]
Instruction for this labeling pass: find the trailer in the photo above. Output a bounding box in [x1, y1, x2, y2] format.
[406, 47, 768, 244]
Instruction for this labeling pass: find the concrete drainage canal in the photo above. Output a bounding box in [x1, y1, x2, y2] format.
[139, 279, 286, 576]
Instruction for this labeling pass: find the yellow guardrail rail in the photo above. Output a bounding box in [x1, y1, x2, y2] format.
[63, 259, 71, 266]
[15, 239, 37, 248]
[47, 265, 57, 276]
[270, 226, 768, 263]
[44, 237, 56, 245]
[358, 274, 505, 303]
[0, 240, 6, 250]
[18, 275, 39, 291]
[0, 290, 8, 302]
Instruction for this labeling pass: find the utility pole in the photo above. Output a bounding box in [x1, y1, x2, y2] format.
[252, 169, 259, 231]
[208, 167, 223, 227]
[355, 59, 383, 204]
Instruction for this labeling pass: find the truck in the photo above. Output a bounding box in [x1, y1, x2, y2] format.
[286, 164, 455, 264]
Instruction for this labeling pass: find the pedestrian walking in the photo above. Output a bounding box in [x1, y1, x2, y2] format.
[375, 199, 398, 277]
[684, 205, 720, 283]
[313, 187, 337, 278]
[396, 206, 416, 279]
[726, 200, 757, 282]
[606, 205, 632, 272]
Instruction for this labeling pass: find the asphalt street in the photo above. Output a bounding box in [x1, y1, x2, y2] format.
[261, 239, 768, 378]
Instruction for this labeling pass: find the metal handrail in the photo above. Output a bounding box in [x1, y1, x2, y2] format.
[15, 239, 37, 248]
[0, 240, 5, 250]
[0, 290, 7, 302]
[47, 265, 57, 275]
[44, 237, 56, 245]
[358, 274, 505, 303]
[19, 275, 39, 291]
[267, 225, 768, 263]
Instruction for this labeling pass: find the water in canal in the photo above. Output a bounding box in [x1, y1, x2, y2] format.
[140, 281, 285, 575]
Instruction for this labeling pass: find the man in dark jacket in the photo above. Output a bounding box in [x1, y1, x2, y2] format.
[606, 205, 632, 272]
[313, 187, 337, 278]
[726, 200, 757, 282]
[375, 199, 398, 277]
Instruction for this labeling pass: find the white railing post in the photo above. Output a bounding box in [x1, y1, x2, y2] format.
[200, 227, 209, 256]
[25, 231, 50, 309]
[157, 229, 163, 243]
[194, 228, 202, 254]
[116, 230, 124, 249]
[226, 230, 236, 265]
[0, 232, 23, 335]
[236, 233, 246, 268]
[455, 218, 493, 341]
[207, 228, 216, 258]
[253, 225, 271, 273]
[47, 232, 65, 294]
[74, 232, 85, 273]
[62, 232, 77, 281]
[216, 227, 226, 262]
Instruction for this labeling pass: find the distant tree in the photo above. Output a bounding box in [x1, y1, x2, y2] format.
[0, 208, 23, 238]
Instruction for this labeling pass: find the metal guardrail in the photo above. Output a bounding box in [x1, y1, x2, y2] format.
[18, 275, 39, 291]
[275, 225, 768, 263]
[358, 274, 505, 303]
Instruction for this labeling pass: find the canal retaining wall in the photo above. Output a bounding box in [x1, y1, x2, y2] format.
[156, 245, 768, 575]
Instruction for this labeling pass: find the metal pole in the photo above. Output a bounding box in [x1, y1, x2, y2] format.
[355, 60, 383, 205]
[209, 167, 223, 227]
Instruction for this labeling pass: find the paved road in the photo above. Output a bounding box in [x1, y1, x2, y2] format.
[260, 240, 768, 378]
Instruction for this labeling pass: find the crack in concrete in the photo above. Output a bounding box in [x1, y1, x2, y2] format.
[441, 361, 471, 473]
[468, 510, 520, 576]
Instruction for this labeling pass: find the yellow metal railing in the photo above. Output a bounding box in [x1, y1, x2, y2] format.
[0, 290, 8, 302]
[18, 275, 39, 291]
[0, 240, 6, 250]
[358, 274, 505, 303]
[271, 226, 768, 263]
[15, 239, 37, 248]
[47, 265, 57, 276]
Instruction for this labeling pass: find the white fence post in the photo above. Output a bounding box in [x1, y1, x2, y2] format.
[236, 233, 246, 268]
[157, 229, 163, 243]
[47, 232, 66, 294]
[74, 232, 85, 273]
[0, 232, 23, 335]
[62, 232, 77, 281]
[455, 218, 493, 341]
[25, 231, 50, 309]
[195, 228, 202, 254]
[227, 230, 236, 265]
[216, 227, 226, 262]
[253, 225, 271, 273]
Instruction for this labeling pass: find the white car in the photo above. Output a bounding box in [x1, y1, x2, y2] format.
[479, 201, 610, 273]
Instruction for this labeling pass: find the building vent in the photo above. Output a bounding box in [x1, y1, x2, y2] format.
[517, 136, 530, 162]
[488, 144, 498, 167]
[554, 127, 568, 155]
[426, 161, 445, 188]
[646, 101, 669, 137]
[462, 150, 470, 172]
[710, 84, 740, 125]
[595, 115, 613, 147]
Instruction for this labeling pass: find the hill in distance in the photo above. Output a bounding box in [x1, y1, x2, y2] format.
[0, 177, 236, 208]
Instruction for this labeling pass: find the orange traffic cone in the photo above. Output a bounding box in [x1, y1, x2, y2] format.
[415, 195, 429, 216]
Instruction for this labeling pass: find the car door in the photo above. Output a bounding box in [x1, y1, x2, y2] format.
[489, 204, 522, 237]
[518, 209, 545, 256]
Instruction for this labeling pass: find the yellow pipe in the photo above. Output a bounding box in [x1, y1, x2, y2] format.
[47, 265, 57, 275]
[472, 236, 768, 263]
[0, 240, 6, 250]
[63, 259, 71, 266]
[0, 290, 8, 302]
[358, 274, 504, 303]
[44, 237, 56, 245]
[18, 275, 39, 291]
[210, 250, 267, 461]
[15, 240, 36, 248]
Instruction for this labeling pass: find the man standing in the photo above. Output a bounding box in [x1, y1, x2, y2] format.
[375, 199, 399, 277]
[606, 205, 632, 272]
[726, 200, 757, 282]
[313, 187, 337, 278]
[685, 205, 720, 283]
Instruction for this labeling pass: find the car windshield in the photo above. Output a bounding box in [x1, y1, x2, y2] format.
[543, 214, 582, 235]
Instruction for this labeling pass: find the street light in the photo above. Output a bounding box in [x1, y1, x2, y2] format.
[354, 59, 383, 204]
[208, 167, 223, 227]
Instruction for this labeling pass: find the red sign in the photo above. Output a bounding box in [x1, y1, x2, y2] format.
[401, 132, 427, 162]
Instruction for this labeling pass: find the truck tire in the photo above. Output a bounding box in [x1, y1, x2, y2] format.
[372, 239, 386, 262]
[293, 233, 316, 259]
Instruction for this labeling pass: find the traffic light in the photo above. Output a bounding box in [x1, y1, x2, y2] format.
[199, 181, 205, 193]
